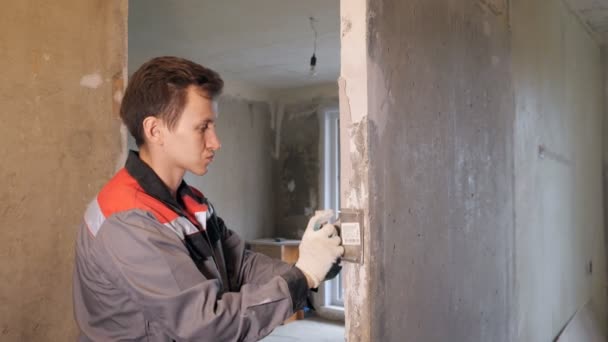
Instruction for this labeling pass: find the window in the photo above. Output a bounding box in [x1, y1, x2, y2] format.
[320, 108, 344, 311]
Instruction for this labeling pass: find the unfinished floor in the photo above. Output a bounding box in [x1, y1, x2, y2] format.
[262, 318, 344, 342]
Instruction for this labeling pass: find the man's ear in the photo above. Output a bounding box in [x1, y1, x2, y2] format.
[142, 116, 163, 145]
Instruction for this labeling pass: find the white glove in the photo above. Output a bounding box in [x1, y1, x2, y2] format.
[295, 210, 345, 289]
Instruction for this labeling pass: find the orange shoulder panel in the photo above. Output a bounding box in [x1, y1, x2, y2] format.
[97, 169, 179, 224]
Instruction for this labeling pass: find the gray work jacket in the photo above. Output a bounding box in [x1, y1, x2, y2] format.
[73, 152, 308, 341]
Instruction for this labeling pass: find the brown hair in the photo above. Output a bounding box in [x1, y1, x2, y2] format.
[120, 56, 224, 146]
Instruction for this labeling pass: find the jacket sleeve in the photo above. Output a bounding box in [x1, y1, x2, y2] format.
[93, 210, 309, 342]
[214, 214, 300, 287]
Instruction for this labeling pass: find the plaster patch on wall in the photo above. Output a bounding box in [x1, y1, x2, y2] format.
[344, 262, 369, 328]
[338, 77, 351, 122]
[341, 16, 352, 37]
[348, 120, 369, 209]
[286, 106, 319, 120]
[339, 77, 370, 209]
[115, 124, 129, 172]
[80, 73, 103, 89]
[476, 0, 508, 16]
[114, 66, 129, 172]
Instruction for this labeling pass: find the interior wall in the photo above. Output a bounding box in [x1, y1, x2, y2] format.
[274, 102, 321, 238]
[272, 85, 338, 238]
[366, 0, 515, 341]
[0, 1, 127, 340]
[356, 0, 607, 341]
[184, 96, 275, 241]
[512, 0, 607, 339]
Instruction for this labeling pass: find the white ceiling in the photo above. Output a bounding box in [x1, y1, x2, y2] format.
[129, 0, 340, 90]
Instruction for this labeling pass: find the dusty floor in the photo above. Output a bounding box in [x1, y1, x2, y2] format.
[262, 317, 345, 341]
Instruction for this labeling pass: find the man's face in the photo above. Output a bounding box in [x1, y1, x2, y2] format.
[161, 86, 221, 176]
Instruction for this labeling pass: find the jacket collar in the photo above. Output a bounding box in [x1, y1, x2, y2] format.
[124, 150, 191, 212]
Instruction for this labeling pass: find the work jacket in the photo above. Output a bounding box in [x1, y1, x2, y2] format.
[73, 151, 308, 341]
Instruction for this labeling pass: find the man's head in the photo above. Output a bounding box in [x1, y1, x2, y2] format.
[120, 56, 224, 175]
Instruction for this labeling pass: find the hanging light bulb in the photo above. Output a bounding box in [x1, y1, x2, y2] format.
[309, 17, 318, 77]
[309, 53, 317, 76]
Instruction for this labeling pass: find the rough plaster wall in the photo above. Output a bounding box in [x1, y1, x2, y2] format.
[0, 1, 127, 340]
[367, 0, 515, 341]
[184, 98, 275, 241]
[512, 0, 608, 339]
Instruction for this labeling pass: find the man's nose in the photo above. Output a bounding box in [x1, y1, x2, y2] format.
[207, 129, 221, 151]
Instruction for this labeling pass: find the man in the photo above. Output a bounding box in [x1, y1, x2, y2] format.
[73, 56, 344, 341]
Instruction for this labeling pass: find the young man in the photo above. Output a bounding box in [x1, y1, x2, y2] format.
[73, 56, 344, 341]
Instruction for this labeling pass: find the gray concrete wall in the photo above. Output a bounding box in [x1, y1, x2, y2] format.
[361, 0, 607, 341]
[512, 0, 607, 339]
[366, 1, 515, 341]
[0, 1, 127, 340]
[185, 97, 276, 241]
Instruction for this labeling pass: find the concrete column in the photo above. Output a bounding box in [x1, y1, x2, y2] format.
[340, 0, 515, 341]
[0, 1, 127, 340]
[368, 0, 515, 340]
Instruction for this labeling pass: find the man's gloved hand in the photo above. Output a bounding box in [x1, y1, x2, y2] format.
[295, 210, 344, 289]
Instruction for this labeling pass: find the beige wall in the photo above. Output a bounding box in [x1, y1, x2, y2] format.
[512, 0, 607, 339]
[0, 1, 127, 340]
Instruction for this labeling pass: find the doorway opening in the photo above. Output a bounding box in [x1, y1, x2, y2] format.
[128, 1, 345, 340]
